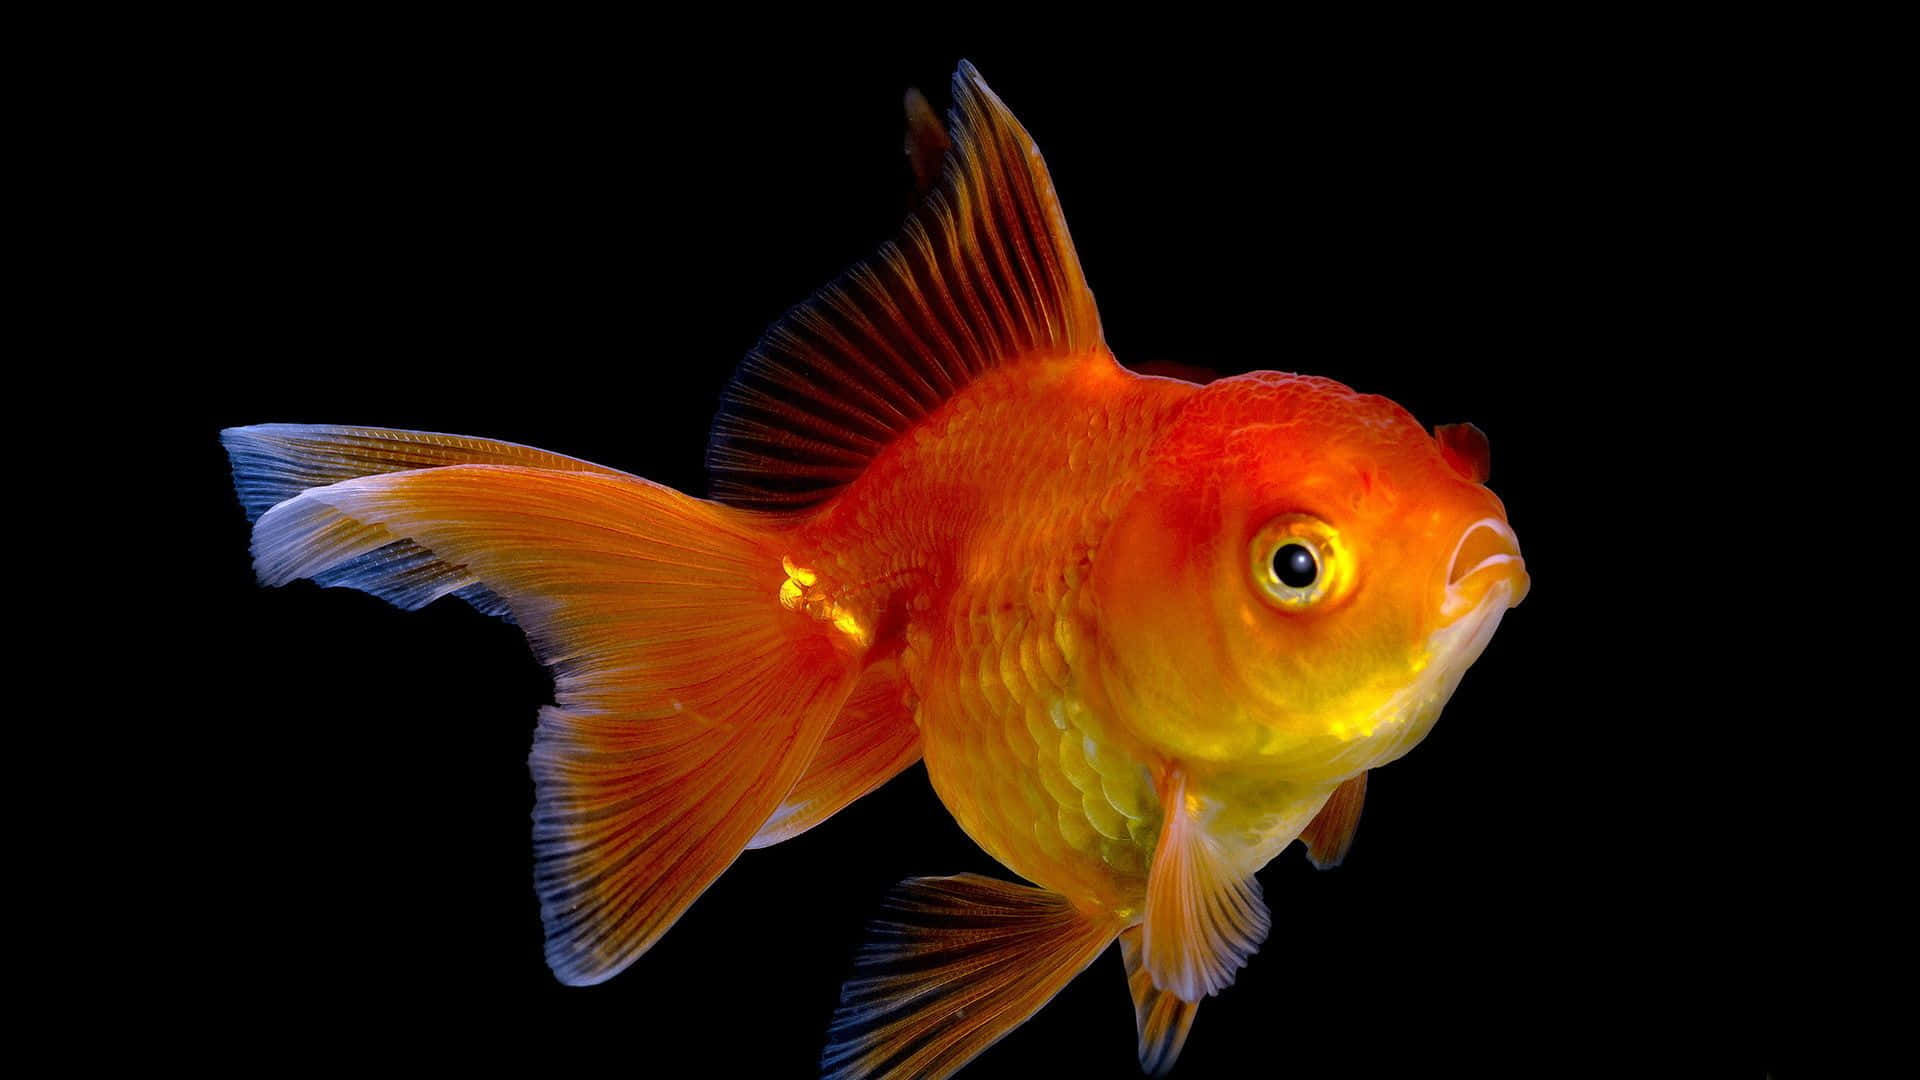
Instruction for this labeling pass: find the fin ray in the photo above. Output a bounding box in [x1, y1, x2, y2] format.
[1300, 772, 1367, 869]
[1120, 925, 1201, 1075]
[748, 657, 921, 849]
[708, 61, 1108, 509]
[1143, 769, 1273, 1001]
[823, 874, 1121, 1079]
[223, 423, 628, 521]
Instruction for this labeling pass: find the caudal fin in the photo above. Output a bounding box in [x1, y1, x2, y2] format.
[223, 425, 861, 984]
[222, 424, 631, 617]
[749, 655, 920, 849]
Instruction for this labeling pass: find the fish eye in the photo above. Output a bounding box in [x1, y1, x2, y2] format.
[1249, 514, 1348, 611]
[1272, 543, 1317, 588]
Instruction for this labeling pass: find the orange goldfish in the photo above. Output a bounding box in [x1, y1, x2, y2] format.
[224, 62, 1528, 1077]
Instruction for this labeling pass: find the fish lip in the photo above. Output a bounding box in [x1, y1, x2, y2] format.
[1442, 517, 1529, 620]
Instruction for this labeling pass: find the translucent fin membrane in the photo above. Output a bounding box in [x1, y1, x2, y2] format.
[224, 424, 628, 621]
[1120, 926, 1201, 1075]
[823, 874, 1121, 1079]
[707, 61, 1109, 509]
[1300, 772, 1367, 870]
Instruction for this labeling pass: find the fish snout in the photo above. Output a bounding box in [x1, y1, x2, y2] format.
[1441, 517, 1529, 619]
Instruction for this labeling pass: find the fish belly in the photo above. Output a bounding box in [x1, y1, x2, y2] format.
[912, 597, 1162, 915]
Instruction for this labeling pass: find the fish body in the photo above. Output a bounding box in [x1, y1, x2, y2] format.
[225, 63, 1527, 1078]
[772, 356, 1181, 909]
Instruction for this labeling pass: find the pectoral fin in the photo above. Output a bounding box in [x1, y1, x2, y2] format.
[1143, 769, 1272, 1002]
[1300, 771, 1367, 869]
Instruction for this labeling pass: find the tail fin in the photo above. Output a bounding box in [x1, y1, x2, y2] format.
[748, 655, 920, 850]
[223, 425, 861, 985]
[222, 424, 631, 617]
[823, 875, 1123, 1080]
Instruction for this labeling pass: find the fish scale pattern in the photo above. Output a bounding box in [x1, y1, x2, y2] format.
[804, 358, 1191, 912]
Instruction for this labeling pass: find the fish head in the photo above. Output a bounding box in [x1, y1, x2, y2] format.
[1090, 372, 1529, 776]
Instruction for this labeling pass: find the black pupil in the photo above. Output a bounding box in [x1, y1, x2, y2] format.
[1273, 544, 1317, 588]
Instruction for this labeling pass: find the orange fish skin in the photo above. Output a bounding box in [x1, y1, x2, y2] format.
[787, 356, 1195, 912]
[777, 354, 1524, 917]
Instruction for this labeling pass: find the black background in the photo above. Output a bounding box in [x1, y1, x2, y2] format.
[132, 31, 1797, 1078]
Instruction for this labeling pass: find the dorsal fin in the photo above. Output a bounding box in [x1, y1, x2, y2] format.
[707, 61, 1109, 509]
[903, 87, 950, 199]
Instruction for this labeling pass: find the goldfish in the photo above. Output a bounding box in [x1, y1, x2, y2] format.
[223, 61, 1528, 1078]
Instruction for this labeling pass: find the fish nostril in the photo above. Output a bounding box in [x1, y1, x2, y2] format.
[1448, 520, 1521, 586]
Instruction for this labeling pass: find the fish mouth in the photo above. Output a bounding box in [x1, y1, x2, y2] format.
[1441, 517, 1530, 621]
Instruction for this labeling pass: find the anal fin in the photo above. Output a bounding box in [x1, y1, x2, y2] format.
[823, 874, 1122, 1080]
[1300, 771, 1367, 869]
[1120, 925, 1200, 1075]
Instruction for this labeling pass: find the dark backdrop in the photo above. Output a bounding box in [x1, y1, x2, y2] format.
[149, 37, 1776, 1078]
